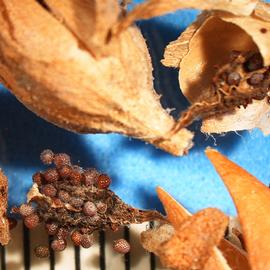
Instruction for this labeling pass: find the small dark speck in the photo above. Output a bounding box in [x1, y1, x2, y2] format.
[260, 28, 267, 34]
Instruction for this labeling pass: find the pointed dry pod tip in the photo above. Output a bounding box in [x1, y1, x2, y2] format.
[206, 148, 270, 270]
[0, 0, 193, 156]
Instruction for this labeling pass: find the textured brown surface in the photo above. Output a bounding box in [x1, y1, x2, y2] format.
[0, 169, 9, 245]
[206, 148, 270, 270]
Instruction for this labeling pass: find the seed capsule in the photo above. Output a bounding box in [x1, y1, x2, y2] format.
[69, 170, 82, 186]
[227, 72, 241, 86]
[42, 184, 57, 197]
[40, 149, 54, 165]
[83, 202, 97, 217]
[45, 222, 58, 235]
[34, 246, 49, 258]
[97, 174, 111, 189]
[44, 168, 59, 183]
[56, 227, 69, 239]
[96, 202, 107, 214]
[54, 153, 71, 168]
[71, 231, 82, 246]
[80, 234, 93, 248]
[19, 204, 35, 217]
[113, 239, 130, 254]
[24, 214, 40, 229]
[70, 197, 84, 208]
[51, 239, 67, 252]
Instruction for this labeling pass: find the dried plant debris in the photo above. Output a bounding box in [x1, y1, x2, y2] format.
[0, 169, 10, 245]
[0, 0, 193, 156]
[13, 150, 163, 255]
[206, 148, 270, 270]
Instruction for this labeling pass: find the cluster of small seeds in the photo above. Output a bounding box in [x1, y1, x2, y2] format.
[15, 150, 162, 258]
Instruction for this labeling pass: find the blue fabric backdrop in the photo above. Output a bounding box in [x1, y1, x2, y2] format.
[1, 2, 270, 216]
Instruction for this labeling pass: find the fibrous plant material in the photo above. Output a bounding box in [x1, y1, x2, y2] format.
[0, 169, 9, 245]
[0, 0, 193, 156]
[206, 149, 270, 270]
[141, 187, 232, 270]
[15, 150, 163, 255]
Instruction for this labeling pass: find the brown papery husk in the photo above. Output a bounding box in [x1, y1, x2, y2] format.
[164, 5, 270, 135]
[0, 169, 9, 245]
[114, 0, 259, 35]
[0, 0, 193, 156]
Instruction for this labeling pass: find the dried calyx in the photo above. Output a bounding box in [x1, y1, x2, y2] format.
[14, 150, 163, 256]
[0, 0, 193, 156]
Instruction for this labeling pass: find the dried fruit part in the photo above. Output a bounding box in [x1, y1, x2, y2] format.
[21, 150, 164, 256]
[206, 148, 270, 270]
[40, 149, 54, 165]
[0, 169, 10, 245]
[35, 245, 50, 258]
[51, 239, 67, 252]
[0, 0, 193, 156]
[19, 204, 35, 217]
[162, 7, 270, 135]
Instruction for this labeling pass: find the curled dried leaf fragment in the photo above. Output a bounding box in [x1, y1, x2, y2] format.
[0, 0, 193, 156]
[206, 148, 270, 270]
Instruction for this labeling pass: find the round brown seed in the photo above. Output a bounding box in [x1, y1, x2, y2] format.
[249, 73, 264, 85]
[54, 153, 71, 168]
[24, 214, 39, 229]
[45, 222, 58, 235]
[70, 197, 84, 208]
[19, 204, 35, 217]
[80, 234, 93, 249]
[113, 239, 130, 254]
[83, 169, 100, 186]
[56, 228, 69, 240]
[58, 165, 72, 179]
[32, 172, 43, 185]
[97, 174, 111, 189]
[58, 190, 70, 203]
[42, 184, 57, 197]
[40, 149, 54, 165]
[69, 170, 83, 186]
[51, 239, 67, 252]
[227, 72, 241, 86]
[44, 168, 59, 183]
[83, 202, 97, 217]
[96, 202, 107, 214]
[71, 231, 82, 246]
[34, 245, 49, 258]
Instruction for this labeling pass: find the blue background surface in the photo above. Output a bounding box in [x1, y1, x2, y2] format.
[1, 2, 270, 217]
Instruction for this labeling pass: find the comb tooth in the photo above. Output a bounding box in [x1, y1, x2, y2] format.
[105, 227, 125, 270]
[5, 221, 24, 270]
[30, 226, 50, 270]
[80, 232, 100, 270]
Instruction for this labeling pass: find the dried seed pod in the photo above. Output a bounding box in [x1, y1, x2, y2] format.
[51, 239, 67, 252]
[24, 214, 40, 229]
[43, 168, 59, 183]
[71, 231, 82, 246]
[19, 204, 35, 217]
[96, 202, 107, 214]
[56, 228, 69, 240]
[97, 174, 111, 189]
[0, 0, 193, 156]
[41, 184, 57, 197]
[54, 153, 71, 168]
[80, 234, 94, 249]
[69, 170, 83, 186]
[113, 239, 130, 254]
[34, 245, 49, 258]
[40, 149, 54, 165]
[70, 197, 84, 209]
[83, 202, 97, 217]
